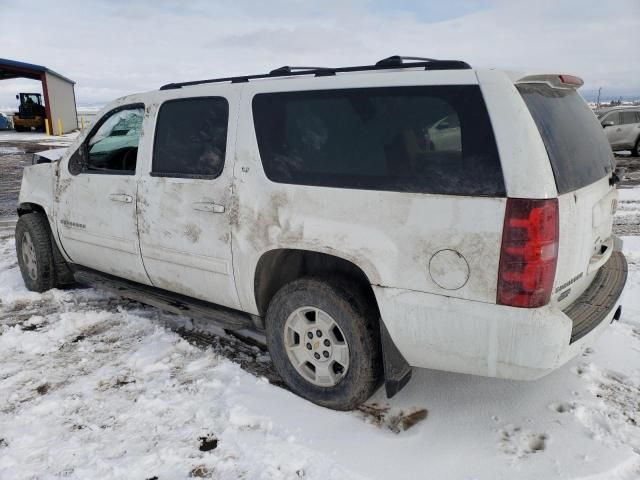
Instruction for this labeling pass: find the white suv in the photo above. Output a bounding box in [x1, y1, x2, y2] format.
[596, 106, 640, 156]
[16, 57, 627, 410]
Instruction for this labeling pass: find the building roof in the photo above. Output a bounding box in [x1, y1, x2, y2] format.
[0, 58, 75, 84]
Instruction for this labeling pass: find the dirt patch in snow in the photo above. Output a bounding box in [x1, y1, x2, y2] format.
[356, 403, 428, 433]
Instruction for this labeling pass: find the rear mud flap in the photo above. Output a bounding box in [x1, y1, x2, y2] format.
[380, 319, 412, 398]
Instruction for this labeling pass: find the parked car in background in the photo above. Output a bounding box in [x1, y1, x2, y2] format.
[426, 114, 461, 151]
[595, 106, 640, 156]
[0, 112, 11, 130]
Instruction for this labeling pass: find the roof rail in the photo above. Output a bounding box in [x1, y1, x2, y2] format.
[160, 56, 471, 90]
[269, 66, 334, 75]
[375, 55, 437, 66]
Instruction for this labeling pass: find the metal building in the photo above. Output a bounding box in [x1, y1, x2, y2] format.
[0, 58, 78, 134]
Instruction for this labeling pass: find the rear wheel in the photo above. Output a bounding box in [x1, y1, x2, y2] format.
[265, 276, 382, 410]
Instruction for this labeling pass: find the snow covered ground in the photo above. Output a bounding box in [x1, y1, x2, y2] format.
[1, 195, 639, 479]
[0, 130, 78, 147]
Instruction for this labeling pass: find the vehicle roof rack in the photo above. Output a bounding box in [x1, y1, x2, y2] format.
[269, 66, 333, 75]
[375, 55, 437, 66]
[160, 56, 471, 90]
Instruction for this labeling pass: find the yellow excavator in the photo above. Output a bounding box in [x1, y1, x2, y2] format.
[13, 93, 46, 132]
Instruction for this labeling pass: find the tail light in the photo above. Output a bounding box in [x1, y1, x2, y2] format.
[497, 198, 559, 308]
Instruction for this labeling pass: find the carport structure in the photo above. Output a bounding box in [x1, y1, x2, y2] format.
[0, 58, 78, 134]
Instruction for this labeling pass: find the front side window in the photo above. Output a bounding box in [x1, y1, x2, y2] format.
[85, 106, 143, 173]
[252, 86, 504, 196]
[602, 111, 621, 126]
[152, 97, 229, 178]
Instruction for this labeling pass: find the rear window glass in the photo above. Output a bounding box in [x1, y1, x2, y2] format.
[152, 97, 229, 178]
[518, 85, 613, 194]
[252, 86, 505, 196]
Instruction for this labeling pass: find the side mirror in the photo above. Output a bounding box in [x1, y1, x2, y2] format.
[68, 147, 87, 175]
[602, 121, 615, 128]
[15, 94, 19, 100]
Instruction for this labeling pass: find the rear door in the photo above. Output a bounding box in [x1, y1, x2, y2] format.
[518, 84, 616, 308]
[619, 110, 640, 147]
[137, 93, 240, 309]
[601, 111, 623, 147]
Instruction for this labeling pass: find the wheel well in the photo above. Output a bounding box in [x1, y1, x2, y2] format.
[17, 202, 46, 217]
[254, 249, 378, 316]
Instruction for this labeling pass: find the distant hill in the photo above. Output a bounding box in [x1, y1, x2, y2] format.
[582, 88, 640, 103]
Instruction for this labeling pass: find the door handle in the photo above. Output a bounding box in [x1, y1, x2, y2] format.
[192, 201, 225, 213]
[109, 193, 133, 203]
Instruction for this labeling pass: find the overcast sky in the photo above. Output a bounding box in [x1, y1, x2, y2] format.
[1, 0, 639, 108]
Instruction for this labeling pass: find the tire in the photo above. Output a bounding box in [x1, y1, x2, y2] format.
[15, 212, 73, 292]
[265, 276, 382, 410]
[633, 136, 640, 157]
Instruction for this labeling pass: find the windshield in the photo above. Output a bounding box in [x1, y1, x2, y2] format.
[518, 85, 614, 194]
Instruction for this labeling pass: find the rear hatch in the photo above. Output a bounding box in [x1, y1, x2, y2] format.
[517, 78, 617, 310]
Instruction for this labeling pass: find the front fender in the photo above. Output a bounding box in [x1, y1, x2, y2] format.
[18, 163, 56, 219]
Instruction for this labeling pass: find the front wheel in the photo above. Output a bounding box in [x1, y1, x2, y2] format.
[15, 212, 74, 292]
[265, 276, 382, 410]
[16, 213, 56, 292]
[633, 136, 640, 157]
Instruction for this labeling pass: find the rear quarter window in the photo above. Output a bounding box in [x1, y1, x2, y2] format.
[252, 86, 505, 196]
[518, 85, 614, 194]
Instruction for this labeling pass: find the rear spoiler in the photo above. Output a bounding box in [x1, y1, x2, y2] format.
[515, 74, 584, 90]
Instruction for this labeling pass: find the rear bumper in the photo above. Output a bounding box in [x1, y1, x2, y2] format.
[374, 251, 627, 381]
[565, 251, 627, 343]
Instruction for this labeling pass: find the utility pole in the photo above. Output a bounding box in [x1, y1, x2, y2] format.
[596, 87, 602, 107]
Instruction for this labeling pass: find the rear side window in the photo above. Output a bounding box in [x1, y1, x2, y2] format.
[621, 111, 640, 124]
[252, 86, 505, 196]
[152, 97, 229, 178]
[518, 85, 613, 194]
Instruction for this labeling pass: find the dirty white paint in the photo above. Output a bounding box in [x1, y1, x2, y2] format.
[374, 284, 621, 380]
[18, 162, 55, 219]
[132, 86, 243, 309]
[552, 178, 617, 310]
[428, 249, 469, 290]
[232, 69, 507, 315]
[16, 67, 622, 381]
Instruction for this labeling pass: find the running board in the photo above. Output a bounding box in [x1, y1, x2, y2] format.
[73, 268, 258, 331]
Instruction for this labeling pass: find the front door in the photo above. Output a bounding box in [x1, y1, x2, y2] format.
[55, 104, 150, 284]
[137, 94, 240, 309]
